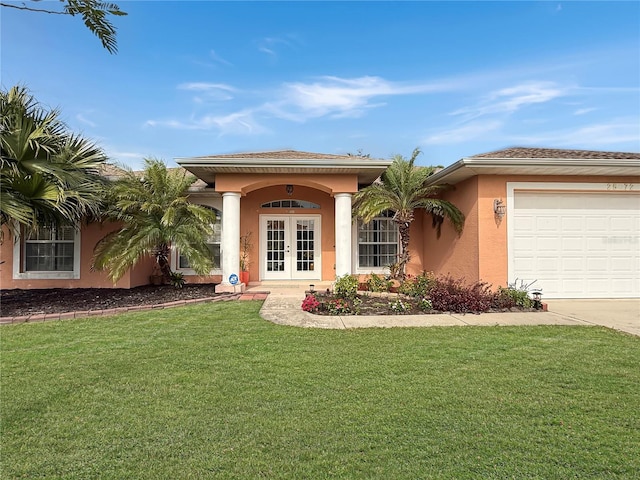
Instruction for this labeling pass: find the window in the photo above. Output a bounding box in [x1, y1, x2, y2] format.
[177, 208, 221, 271]
[13, 224, 80, 280]
[261, 199, 320, 209]
[357, 210, 398, 269]
[24, 225, 76, 272]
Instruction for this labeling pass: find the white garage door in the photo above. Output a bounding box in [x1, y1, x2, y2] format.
[512, 191, 640, 298]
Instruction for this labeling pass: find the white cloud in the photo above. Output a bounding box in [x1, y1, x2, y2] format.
[148, 75, 466, 132]
[423, 121, 503, 145]
[104, 149, 149, 169]
[513, 118, 640, 147]
[265, 75, 456, 121]
[145, 109, 266, 136]
[76, 113, 97, 128]
[178, 82, 237, 101]
[573, 107, 596, 116]
[258, 35, 299, 58]
[209, 49, 231, 66]
[451, 81, 567, 122]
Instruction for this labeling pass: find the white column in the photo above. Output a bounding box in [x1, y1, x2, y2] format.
[334, 193, 352, 278]
[216, 192, 243, 293]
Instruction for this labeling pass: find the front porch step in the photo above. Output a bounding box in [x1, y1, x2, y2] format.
[248, 281, 333, 289]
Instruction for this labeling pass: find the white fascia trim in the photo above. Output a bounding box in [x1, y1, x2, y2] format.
[426, 157, 640, 186]
[506, 181, 640, 285]
[13, 226, 81, 280]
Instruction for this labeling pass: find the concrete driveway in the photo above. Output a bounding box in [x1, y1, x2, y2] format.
[546, 299, 640, 336]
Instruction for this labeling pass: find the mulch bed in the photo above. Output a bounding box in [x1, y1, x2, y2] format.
[1, 284, 219, 318]
[306, 292, 537, 316]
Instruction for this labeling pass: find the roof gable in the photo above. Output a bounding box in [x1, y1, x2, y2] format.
[427, 147, 640, 186]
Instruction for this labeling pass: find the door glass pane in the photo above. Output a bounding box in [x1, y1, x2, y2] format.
[266, 220, 286, 272]
[295, 220, 314, 272]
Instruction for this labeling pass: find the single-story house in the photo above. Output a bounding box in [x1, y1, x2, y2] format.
[2, 147, 638, 298]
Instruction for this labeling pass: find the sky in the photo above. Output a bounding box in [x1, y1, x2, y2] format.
[2, 1, 639, 169]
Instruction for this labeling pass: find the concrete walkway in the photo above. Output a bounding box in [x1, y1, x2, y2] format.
[249, 285, 640, 336]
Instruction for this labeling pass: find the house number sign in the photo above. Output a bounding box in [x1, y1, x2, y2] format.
[606, 183, 637, 190]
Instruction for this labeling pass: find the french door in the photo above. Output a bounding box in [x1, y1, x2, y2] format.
[261, 215, 321, 280]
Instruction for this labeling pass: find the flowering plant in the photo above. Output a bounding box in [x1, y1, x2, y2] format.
[301, 294, 320, 312]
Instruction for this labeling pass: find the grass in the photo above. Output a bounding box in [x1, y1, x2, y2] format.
[2, 301, 639, 479]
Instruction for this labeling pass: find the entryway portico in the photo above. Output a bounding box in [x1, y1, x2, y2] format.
[176, 151, 392, 292]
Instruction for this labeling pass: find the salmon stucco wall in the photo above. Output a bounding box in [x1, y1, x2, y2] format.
[238, 184, 337, 282]
[404, 210, 426, 277]
[215, 173, 358, 196]
[424, 174, 640, 290]
[422, 177, 480, 282]
[0, 222, 155, 290]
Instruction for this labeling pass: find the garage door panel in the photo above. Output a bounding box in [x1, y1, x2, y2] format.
[561, 216, 583, 232]
[585, 216, 608, 233]
[586, 257, 609, 272]
[536, 216, 559, 231]
[610, 257, 633, 272]
[537, 237, 560, 251]
[512, 191, 639, 298]
[562, 257, 585, 271]
[536, 257, 559, 273]
[610, 217, 633, 232]
[586, 237, 607, 250]
[561, 236, 584, 251]
[513, 236, 536, 252]
[560, 279, 585, 295]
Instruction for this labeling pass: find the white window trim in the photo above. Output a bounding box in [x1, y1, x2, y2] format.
[506, 181, 640, 285]
[171, 245, 223, 276]
[171, 202, 223, 276]
[13, 224, 81, 280]
[352, 216, 400, 275]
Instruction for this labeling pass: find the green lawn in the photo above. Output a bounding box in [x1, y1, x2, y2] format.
[2, 302, 639, 479]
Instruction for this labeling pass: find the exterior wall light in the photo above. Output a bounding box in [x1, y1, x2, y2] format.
[286, 184, 294, 196]
[493, 199, 506, 218]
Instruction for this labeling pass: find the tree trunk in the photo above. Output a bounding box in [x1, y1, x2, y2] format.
[396, 221, 412, 280]
[154, 243, 172, 279]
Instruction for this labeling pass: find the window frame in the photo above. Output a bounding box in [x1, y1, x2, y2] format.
[353, 210, 400, 274]
[172, 207, 222, 276]
[13, 224, 81, 280]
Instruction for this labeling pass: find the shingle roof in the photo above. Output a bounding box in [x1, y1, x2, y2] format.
[97, 163, 128, 178]
[470, 147, 640, 160]
[197, 149, 368, 160]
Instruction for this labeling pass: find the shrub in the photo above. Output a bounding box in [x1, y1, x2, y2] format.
[367, 273, 392, 293]
[398, 271, 435, 297]
[301, 294, 321, 312]
[325, 298, 352, 315]
[168, 271, 185, 288]
[334, 274, 358, 300]
[419, 298, 433, 311]
[429, 275, 494, 313]
[493, 286, 533, 309]
[389, 298, 410, 314]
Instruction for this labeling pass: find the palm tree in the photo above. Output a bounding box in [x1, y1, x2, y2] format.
[1, 0, 127, 54]
[0, 85, 107, 237]
[92, 158, 219, 283]
[353, 148, 465, 279]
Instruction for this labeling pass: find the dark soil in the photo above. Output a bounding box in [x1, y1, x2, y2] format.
[309, 292, 433, 316]
[1, 284, 219, 318]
